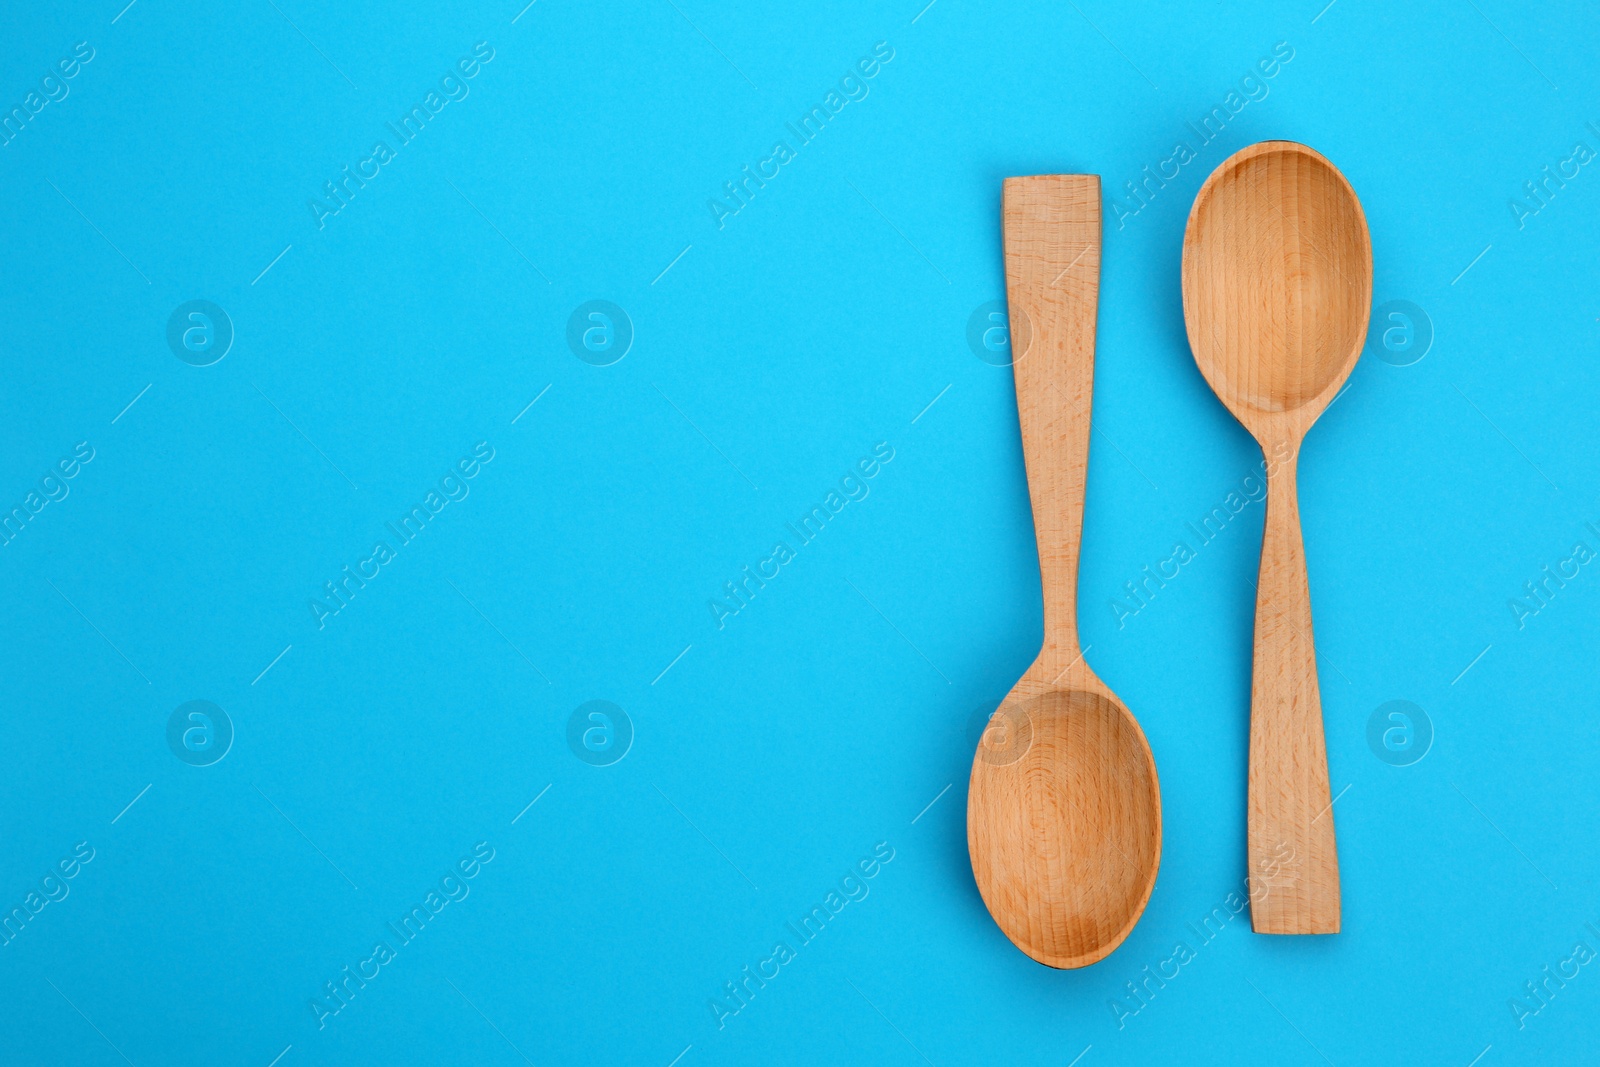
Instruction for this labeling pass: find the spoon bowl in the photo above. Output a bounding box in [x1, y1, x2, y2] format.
[1184, 141, 1371, 431]
[969, 675, 1160, 967]
[967, 175, 1160, 967]
[1181, 142, 1371, 935]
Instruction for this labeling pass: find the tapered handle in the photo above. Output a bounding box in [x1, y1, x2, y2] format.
[1002, 176, 1101, 660]
[1248, 449, 1339, 934]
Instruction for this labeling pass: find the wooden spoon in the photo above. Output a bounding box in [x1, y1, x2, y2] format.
[1181, 141, 1371, 935]
[967, 175, 1161, 969]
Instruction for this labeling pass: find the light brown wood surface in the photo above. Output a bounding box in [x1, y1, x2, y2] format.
[967, 175, 1161, 969]
[1181, 141, 1372, 935]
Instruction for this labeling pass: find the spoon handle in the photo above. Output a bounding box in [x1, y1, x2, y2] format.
[1001, 175, 1101, 664]
[1250, 447, 1340, 934]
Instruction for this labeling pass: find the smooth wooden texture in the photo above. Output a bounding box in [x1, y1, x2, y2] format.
[966, 175, 1161, 969]
[1181, 141, 1371, 935]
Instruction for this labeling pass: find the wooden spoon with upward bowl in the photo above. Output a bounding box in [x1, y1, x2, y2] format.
[1181, 141, 1371, 934]
[967, 176, 1161, 969]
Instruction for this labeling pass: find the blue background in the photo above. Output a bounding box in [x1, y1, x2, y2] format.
[2, 0, 1597, 1063]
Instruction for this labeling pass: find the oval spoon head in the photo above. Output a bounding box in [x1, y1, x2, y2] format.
[1182, 141, 1372, 440]
[967, 680, 1161, 968]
